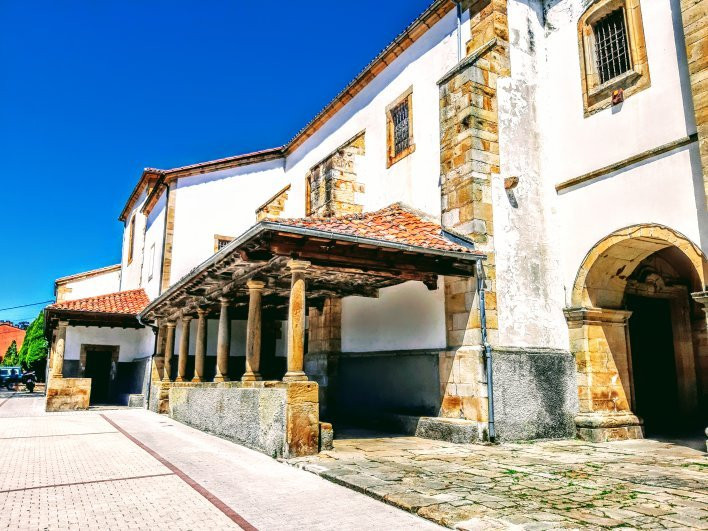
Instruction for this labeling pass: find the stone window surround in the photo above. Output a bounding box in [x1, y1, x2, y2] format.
[214, 234, 234, 253]
[127, 215, 136, 264]
[386, 87, 415, 168]
[79, 344, 120, 377]
[577, 0, 650, 117]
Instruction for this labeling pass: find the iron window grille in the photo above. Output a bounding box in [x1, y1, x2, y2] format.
[217, 238, 231, 251]
[593, 8, 632, 85]
[391, 101, 410, 156]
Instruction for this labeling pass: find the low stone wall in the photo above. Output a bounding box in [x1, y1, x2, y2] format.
[168, 381, 319, 458]
[492, 347, 578, 441]
[45, 378, 91, 412]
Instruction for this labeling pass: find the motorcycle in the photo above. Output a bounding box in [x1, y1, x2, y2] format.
[22, 371, 36, 393]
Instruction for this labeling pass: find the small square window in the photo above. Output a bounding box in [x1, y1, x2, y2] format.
[593, 9, 631, 85]
[386, 88, 415, 167]
[214, 235, 234, 253]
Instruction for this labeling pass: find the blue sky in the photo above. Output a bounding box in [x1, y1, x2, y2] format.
[0, 0, 432, 323]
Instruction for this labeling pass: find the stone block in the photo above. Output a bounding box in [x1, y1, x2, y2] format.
[319, 422, 334, 451]
[415, 417, 480, 443]
[45, 378, 91, 412]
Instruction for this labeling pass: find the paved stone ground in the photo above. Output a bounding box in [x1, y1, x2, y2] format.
[0, 392, 440, 530]
[288, 429, 708, 530]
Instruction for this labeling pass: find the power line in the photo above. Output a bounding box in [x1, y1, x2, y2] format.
[0, 300, 53, 313]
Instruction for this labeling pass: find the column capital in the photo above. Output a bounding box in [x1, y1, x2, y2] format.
[181, 315, 193, 323]
[57, 320, 69, 329]
[287, 259, 311, 272]
[563, 306, 632, 327]
[219, 296, 230, 305]
[691, 291, 708, 307]
[246, 279, 266, 291]
[166, 321, 177, 329]
[196, 307, 208, 316]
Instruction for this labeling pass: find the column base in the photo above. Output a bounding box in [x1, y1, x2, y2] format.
[575, 412, 644, 442]
[283, 371, 308, 382]
[191, 376, 202, 383]
[213, 375, 230, 383]
[241, 372, 262, 382]
[175, 376, 185, 382]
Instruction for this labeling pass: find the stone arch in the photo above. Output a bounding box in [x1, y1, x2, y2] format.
[572, 224, 706, 309]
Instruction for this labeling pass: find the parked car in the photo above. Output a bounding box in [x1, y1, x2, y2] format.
[0, 366, 22, 390]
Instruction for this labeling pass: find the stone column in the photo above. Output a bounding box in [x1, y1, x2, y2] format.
[214, 297, 231, 382]
[284, 260, 310, 382]
[163, 321, 176, 382]
[242, 280, 265, 382]
[51, 321, 68, 378]
[175, 316, 192, 382]
[192, 309, 207, 383]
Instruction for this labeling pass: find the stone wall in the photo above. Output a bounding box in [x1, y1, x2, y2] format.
[491, 347, 577, 441]
[680, 0, 708, 207]
[45, 378, 91, 412]
[306, 298, 341, 418]
[305, 133, 365, 217]
[167, 381, 319, 458]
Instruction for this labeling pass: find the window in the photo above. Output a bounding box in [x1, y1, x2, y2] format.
[594, 9, 631, 84]
[127, 216, 136, 264]
[214, 234, 234, 253]
[386, 88, 414, 167]
[578, 0, 649, 116]
[147, 243, 156, 281]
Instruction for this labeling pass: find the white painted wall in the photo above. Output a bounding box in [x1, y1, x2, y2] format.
[120, 189, 150, 293]
[64, 326, 154, 362]
[58, 268, 121, 302]
[341, 280, 446, 352]
[140, 194, 166, 300]
[169, 159, 286, 284]
[539, 0, 707, 303]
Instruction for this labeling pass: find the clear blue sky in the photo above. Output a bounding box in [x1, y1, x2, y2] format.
[0, 0, 432, 323]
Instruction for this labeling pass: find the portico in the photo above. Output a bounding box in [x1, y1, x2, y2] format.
[139, 204, 484, 456]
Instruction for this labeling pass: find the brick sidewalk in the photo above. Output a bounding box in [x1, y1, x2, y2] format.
[288, 432, 708, 529]
[0, 394, 440, 530]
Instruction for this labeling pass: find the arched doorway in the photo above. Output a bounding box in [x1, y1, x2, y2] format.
[566, 225, 707, 442]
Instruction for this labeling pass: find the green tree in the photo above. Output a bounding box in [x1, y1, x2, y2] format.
[17, 311, 48, 371]
[2, 340, 18, 366]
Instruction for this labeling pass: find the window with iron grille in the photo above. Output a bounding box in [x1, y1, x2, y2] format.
[391, 101, 410, 156]
[593, 8, 631, 85]
[217, 238, 231, 250]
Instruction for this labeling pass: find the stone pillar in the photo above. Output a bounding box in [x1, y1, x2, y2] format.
[284, 260, 310, 382]
[564, 307, 642, 441]
[51, 321, 68, 378]
[242, 280, 265, 382]
[163, 321, 176, 382]
[192, 309, 207, 383]
[175, 316, 192, 382]
[214, 297, 231, 382]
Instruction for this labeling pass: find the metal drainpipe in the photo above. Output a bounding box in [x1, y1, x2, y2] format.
[476, 260, 496, 442]
[456, 1, 463, 62]
[137, 313, 159, 410]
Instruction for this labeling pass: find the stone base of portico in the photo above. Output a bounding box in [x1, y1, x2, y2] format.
[45, 378, 91, 412]
[159, 380, 319, 458]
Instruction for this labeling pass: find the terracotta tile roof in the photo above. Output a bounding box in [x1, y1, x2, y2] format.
[48, 289, 150, 315]
[277, 203, 480, 254]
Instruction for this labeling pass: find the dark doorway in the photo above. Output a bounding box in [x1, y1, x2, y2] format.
[627, 296, 679, 436]
[84, 349, 113, 404]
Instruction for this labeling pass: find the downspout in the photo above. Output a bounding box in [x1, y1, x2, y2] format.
[137, 312, 159, 410]
[476, 260, 496, 442]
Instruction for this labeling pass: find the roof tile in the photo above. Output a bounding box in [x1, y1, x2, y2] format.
[277, 203, 479, 254]
[48, 289, 149, 315]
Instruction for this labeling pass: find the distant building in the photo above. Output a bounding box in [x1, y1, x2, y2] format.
[0, 322, 26, 361]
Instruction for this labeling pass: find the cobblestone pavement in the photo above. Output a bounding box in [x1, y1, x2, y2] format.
[288, 430, 708, 530]
[0, 393, 440, 530]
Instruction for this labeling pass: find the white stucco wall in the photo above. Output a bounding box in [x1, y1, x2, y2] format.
[281, 8, 470, 221]
[169, 159, 286, 284]
[120, 189, 150, 293]
[140, 194, 166, 300]
[58, 268, 121, 302]
[64, 326, 154, 362]
[540, 0, 706, 302]
[341, 280, 446, 352]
